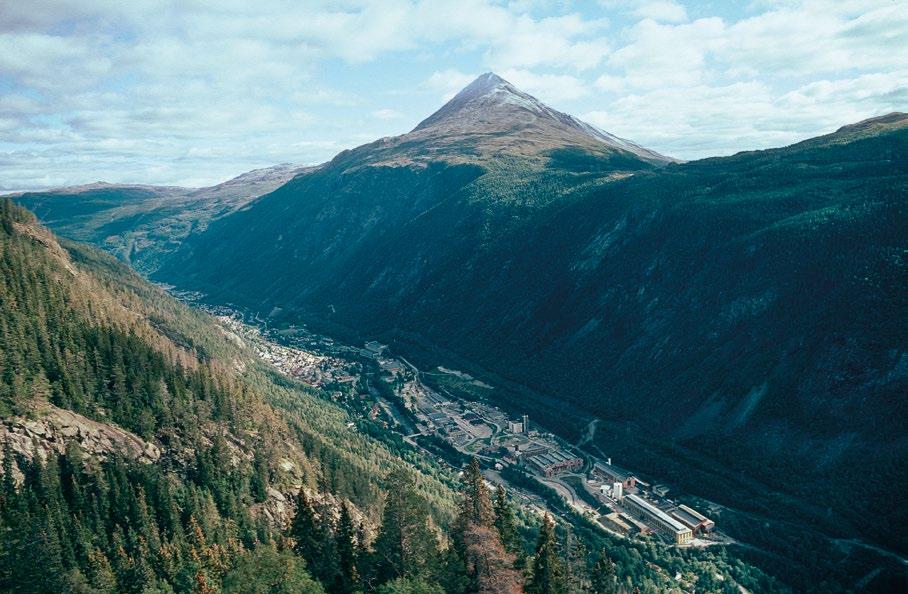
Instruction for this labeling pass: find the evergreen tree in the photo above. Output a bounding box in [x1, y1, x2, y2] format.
[460, 523, 524, 594]
[493, 484, 520, 554]
[563, 527, 588, 594]
[375, 576, 445, 594]
[335, 501, 359, 593]
[459, 458, 493, 528]
[223, 545, 325, 594]
[250, 450, 269, 504]
[290, 489, 322, 570]
[0, 442, 16, 512]
[590, 549, 617, 594]
[528, 515, 563, 594]
[373, 469, 438, 583]
[86, 547, 118, 592]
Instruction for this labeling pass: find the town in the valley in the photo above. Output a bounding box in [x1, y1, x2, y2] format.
[208, 306, 728, 548]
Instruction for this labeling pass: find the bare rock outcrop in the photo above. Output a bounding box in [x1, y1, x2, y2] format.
[0, 404, 162, 476]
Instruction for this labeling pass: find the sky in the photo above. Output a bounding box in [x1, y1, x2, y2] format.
[1, 0, 905, 191]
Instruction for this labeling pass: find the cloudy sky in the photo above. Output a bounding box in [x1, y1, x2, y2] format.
[1, 0, 905, 191]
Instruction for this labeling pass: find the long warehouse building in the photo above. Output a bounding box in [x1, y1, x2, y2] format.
[672, 504, 715, 534]
[525, 449, 583, 477]
[623, 494, 693, 545]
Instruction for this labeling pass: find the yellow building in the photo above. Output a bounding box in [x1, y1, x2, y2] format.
[624, 494, 693, 545]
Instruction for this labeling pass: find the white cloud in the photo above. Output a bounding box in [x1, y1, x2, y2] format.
[594, 74, 626, 93]
[426, 69, 481, 100]
[633, 1, 688, 23]
[582, 69, 908, 159]
[373, 109, 403, 120]
[483, 13, 611, 71]
[607, 17, 725, 89]
[599, 0, 687, 24]
[499, 69, 591, 102]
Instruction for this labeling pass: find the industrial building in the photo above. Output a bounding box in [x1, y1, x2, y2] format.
[592, 461, 637, 490]
[623, 494, 692, 545]
[517, 444, 549, 459]
[507, 420, 524, 433]
[526, 449, 583, 477]
[598, 481, 623, 500]
[672, 504, 715, 534]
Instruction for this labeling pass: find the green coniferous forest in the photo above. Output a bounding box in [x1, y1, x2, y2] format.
[0, 198, 808, 592]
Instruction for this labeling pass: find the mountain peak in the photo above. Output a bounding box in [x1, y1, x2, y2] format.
[412, 72, 547, 132]
[408, 72, 675, 164]
[449, 72, 529, 105]
[458, 72, 509, 96]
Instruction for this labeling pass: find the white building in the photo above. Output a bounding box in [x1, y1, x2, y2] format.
[507, 420, 523, 433]
[613, 482, 623, 500]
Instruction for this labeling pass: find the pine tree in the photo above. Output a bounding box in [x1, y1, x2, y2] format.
[563, 527, 588, 594]
[356, 521, 373, 591]
[373, 469, 438, 583]
[251, 449, 269, 504]
[290, 488, 322, 569]
[460, 523, 524, 594]
[459, 458, 493, 528]
[86, 547, 118, 592]
[336, 501, 359, 592]
[528, 515, 563, 594]
[590, 549, 617, 594]
[493, 485, 519, 554]
[0, 442, 16, 514]
[0, 198, 13, 235]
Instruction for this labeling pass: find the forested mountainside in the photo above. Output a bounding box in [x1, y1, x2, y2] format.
[0, 198, 453, 593]
[13, 163, 314, 274]
[0, 199, 792, 594]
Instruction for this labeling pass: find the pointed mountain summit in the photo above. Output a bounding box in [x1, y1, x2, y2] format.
[406, 72, 675, 164]
[343, 72, 674, 168]
[412, 72, 546, 131]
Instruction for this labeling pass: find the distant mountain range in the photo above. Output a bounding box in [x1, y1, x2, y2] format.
[11, 73, 908, 592]
[11, 162, 316, 273]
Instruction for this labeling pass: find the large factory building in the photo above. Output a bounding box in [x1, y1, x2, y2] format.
[526, 449, 583, 477]
[624, 494, 693, 545]
[592, 461, 637, 490]
[672, 504, 715, 534]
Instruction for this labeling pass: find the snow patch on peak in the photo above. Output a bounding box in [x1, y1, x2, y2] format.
[408, 72, 677, 164]
[413, 72, 547, 131]
[455, 72, 509, 99]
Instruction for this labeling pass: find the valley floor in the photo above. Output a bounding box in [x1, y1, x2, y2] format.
[201, 303, 733, 550]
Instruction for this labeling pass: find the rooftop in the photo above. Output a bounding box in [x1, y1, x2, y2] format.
[594, 461, 633, 480]
[625, 494, 690, 534]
